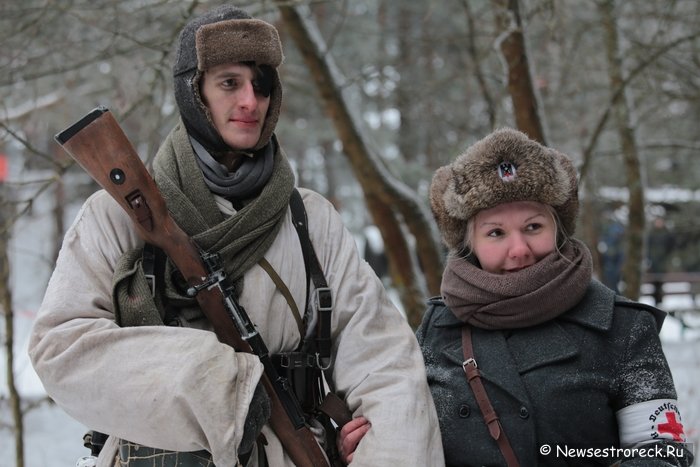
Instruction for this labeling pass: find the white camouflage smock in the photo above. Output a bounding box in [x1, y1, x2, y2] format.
[29, 187, 444, 467]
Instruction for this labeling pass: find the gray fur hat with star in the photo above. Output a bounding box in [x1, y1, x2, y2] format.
[172, 5, 284, 154]
[430, 128, 579, 252]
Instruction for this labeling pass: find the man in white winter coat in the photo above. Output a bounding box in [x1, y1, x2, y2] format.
[29, 5, 443, 467]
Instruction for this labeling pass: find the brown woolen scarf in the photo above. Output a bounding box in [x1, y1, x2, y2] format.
[441, 238, 593, 330]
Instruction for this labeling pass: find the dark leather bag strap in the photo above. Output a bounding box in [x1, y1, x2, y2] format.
[461, 326, 520, 467]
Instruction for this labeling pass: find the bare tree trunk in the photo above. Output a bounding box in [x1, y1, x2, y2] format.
[320, 139, 341, 210]
[51, 177, 66, 265]
[1, 185, 25, 467]
[581, 185, 605, 281]
[366, 194, 425, 328]
[395, 3, 419, 165]
[275, 3, 445, 325]
[492, 0, 546, 144]
[419, 11, 439, 168]
[461, 0, 497, 130]
[599, 0, 644, 299]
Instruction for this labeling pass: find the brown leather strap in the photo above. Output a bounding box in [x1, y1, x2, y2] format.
[258, 258, 304, 337]
[318, 392, 353, 428]
[461, 326, 520, 467]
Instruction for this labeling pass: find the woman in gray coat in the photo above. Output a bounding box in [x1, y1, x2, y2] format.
[414, 128, 693, 466]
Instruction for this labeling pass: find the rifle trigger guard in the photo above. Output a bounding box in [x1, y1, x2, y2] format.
[125, 190, 154, 232]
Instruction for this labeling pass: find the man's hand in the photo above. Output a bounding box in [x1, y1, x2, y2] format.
[337, 416, 371, 464]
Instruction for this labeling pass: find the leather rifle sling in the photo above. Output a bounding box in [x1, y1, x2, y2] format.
[461, 326, 520, 467]
[289, 190, 351, 429]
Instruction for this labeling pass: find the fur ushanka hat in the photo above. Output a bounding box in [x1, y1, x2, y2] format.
[430, 128, 579, 252]
[173, 5, 284, 153]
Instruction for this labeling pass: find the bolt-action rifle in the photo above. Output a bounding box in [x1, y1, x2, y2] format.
[55, 106, 332, 467]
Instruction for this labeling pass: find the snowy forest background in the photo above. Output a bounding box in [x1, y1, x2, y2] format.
[1, 0, 700, 466]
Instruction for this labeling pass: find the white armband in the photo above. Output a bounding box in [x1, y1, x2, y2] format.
[616, 399, 687, 447]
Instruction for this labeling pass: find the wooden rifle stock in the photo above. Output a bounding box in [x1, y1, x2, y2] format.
[55, 107, 330, 467]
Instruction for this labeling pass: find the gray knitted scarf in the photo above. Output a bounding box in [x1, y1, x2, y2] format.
[191, 136, 274, 198]
[112, 121, 295, 326]
[441, 238, 593, 330]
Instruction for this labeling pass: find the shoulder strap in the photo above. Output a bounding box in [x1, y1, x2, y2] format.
[461, 326, 520, 467]
[289, 189, 333, 365]
[289, 189, 312, 324]
[258, 257, 304, 336]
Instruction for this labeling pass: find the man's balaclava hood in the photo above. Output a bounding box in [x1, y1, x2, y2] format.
[173, 5, 283, 154]
[430, 128, 579, 252]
